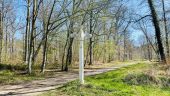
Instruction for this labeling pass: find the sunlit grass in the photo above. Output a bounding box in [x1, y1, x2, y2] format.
[0, 70, 45, 85]
[0, 61, 142, 85]
[41, 63, 170, 96]
[0, 62, 63, 85]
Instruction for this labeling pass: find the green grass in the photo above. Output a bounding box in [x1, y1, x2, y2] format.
[41, 63, 170, 96]
[0, 63, 59, 85]
[0, 70, 45, 85]
[0, 61, 140, 85]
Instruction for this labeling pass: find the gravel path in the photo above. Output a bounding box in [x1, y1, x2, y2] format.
[0, 62, 139, 96]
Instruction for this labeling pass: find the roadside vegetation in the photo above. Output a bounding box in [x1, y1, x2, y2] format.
[0, 63, 56, 85]
[0, 0, 170, 95]
[41, 63, 170, 96]
[0, 61, 139, 85]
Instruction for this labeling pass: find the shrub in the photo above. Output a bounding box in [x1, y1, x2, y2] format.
[123, 73, 159, 85]
[123, 73, 170, 87]
[159, 77, 170, 87]
[0, 64, 26, 71]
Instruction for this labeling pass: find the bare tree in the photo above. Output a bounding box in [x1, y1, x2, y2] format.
[41, 0, 56, 73]
[28, 0, 42, 74]
[24, 0, 30, 64]
[161, 0, 169, 58]
[147, 0, 166, 63]
[0, 0, 4, 63]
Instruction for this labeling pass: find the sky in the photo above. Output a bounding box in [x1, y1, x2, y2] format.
[13, 0, 27, 39]
[13, 0, 167, 47]
[128, 0, 170, 46]
[126, 0, 150, 46]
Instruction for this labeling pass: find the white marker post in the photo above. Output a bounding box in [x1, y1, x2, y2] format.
[70, 26, 92, 84]
[79, 26, 85, 84]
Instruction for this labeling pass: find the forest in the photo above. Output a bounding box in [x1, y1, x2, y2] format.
[0, 0, 170, 96]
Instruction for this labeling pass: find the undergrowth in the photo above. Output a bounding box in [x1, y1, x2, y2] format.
[41, 62, 170, 96]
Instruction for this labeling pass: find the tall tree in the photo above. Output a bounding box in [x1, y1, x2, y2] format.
[62, 0, 82, 71]
[147, 0, 166, 63]
[41, 0, 56, 73]
[161, 0, 169, 58]
[89, 0, 94, 65]
[28, 0, 42, 74]
[24, 0, 30, 64]
[0, 0, 4, 63]
[0, 8, 2, 63]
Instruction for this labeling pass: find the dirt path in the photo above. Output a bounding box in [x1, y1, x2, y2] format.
[0, 62, 140, 96]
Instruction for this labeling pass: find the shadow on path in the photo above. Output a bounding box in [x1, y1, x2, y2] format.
[0, 62, 142, 96]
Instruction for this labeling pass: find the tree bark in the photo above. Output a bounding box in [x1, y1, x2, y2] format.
[28, 0, 37, 74]
[161, 0, 169, 58]
[0, 11, 2, 63]
[0, 0, 4, 63]
[147, 0, 166, 63]
[5, 20, 8, 61]
[63, 0, 77, 71]
[123, 30, 127, 61]
[65, 22, 74, 71]
[41, 0, 56, 73]
[24, 0, 30, 64]
[89, 9, 93, 65]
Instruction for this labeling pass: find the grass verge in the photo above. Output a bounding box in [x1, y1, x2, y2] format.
[0, 63, 57, 85]
[41, 63, 170, 96]
[0, 61, 143, 85]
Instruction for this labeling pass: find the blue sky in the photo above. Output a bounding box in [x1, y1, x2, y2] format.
[126, 0, 151, 46]
[13, 0, 161, 46]
[13, 0, 27, 39]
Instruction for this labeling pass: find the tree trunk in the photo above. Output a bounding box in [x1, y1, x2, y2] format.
[85, 45, 89, 66]
[102, 22, 106, 63]
[89, 9, 93, 65]
[0, 12, 2, 63]
[161, 0, 169, 58]
[65, 37, 74, 71]
[147, 0, 166, 63]
[41, 19, 47, 73]
[41, 0, 56, 73]
[0, 1, 4, 63]
[64, 20, 74, 71]
[5, 22, 8, 61]
[61, 38, 68, 71]
[147, 40, 152, 61]
[11, 34, 14, 59]
[41, 35, 47, 73]
[25, 0, 30, 64]
[28, 0, 37, 74]
[123, 31, 127, 61]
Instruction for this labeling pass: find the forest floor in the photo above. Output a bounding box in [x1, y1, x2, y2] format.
[0, 61, 145, 96]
